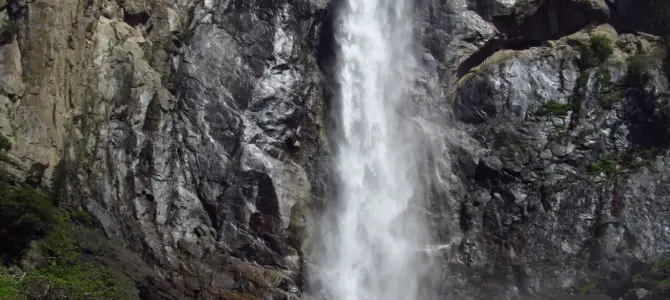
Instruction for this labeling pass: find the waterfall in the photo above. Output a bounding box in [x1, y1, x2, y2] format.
[311, 0, 431, 299]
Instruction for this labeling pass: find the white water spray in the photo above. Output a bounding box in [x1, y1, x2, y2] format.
[312, 1, 431, 300]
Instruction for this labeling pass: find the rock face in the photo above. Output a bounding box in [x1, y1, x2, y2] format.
[0, 0, 331, 298]
[441, 25, 670, 299]
[0, 0, 669, 299]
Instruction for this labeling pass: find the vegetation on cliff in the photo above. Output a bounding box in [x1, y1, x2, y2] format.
[0, 175, 137, 299]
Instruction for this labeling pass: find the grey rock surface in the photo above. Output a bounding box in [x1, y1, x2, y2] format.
[1, 0, 669, 299]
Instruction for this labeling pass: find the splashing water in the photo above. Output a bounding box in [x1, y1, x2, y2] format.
[312, 0, 432, 299]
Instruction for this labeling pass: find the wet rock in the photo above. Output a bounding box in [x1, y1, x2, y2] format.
[0, 0, 329, 298]
[433, 20, 670, 299]
[2, 0, 670, 299]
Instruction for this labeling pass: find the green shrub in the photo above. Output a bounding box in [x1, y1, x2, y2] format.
[579, 42, 598, 70]
[576, 71, 590, 88]
[0, 163, 136, 299]
[25, 222, 137, 299]
[578, 35, 614, 70]
[0, 268, 23, 300]
[630, 254, 670, 295]
[651, 255, 670, 273]
[586, 157, 618, 178]
[0, 248, 137, 300]
[537, 100, 571, 117]
[70, 210, 93, 227]
[0, 20, 18, 44]
[595, 69, 621, 108]
[222, 291, 261, 300]
[590, 35, 614, 63]
[626, 55, 653, 85]
[0, 182, 55, 257]
[38, 221, 78, 263]
[23, 261, 136, 299]
[568, 72, 591, 118]
[25, 162, 48, 187]
[0, 134, 12, 152]
[50, 160, 69, 205]
[577, 281, 597, 294]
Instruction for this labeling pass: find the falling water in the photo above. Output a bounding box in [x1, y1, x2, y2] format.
[312, 0, 431, 299]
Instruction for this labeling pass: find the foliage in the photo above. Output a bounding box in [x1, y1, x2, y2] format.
[576, 71, 590, 89]
[617, 148, 656, 170]
[0, 268, 23, 300]
[586, 156, 618, 178]
[590, 35, 614, 63]
[577, 281, 597, 294]
[176, 13, 197, 46]
[579, 43, 598, 70]
[0, 221, 138, 299]
[38, 218, 79, 263]
[70, 210, 93, 227]
[177, 28, 196, 46]
[564, 71, 591, 126]
[22, 260, 136, 299]
[0, 182, 55, 258]
[595, 68, 621, 109]
[0, 133, 12, 152]
[651, 255, 670, 273]
[0, 20, 18, 44]
[0, 170, 136, 299]
[222, 291, 261, 300]
[34, 222, 137, 299]
[579, 35, 614, 70]
[573, 129, 594, 146]
[631, 254, 670, 296]
[49, 160, 69, 206]
[587, 148, 658, 180]
[25, 163, 48, 187]
[535, 72, 594, 120]
[625, 55, 653, 86]
[537, 100, 571, 117]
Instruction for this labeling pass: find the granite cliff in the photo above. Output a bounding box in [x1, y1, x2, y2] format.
[0, 0, 668, 299]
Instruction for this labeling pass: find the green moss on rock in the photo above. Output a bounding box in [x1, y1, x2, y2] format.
[537, 100, 571, 118]
[222, 291, 261, 300]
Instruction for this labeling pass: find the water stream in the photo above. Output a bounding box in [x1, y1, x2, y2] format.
[313, 1, 431, 299]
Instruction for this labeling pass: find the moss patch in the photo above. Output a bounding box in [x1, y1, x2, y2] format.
[222, 291, 261, 300]
[577, 280, 597, 294]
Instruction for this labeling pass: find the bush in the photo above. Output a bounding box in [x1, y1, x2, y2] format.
[579, 42, 598, 70]
[590, 35, 614, 63]
[22, 261, 136, 299]
[626, 55, 653, 85]
[0, 225, 138, 300]
[0, 268, 23, 300]
[70, 210, 93, 227]
[595, 68, 622, 109]
[537, 100, 571, 117]
[586, 156, 618, 178]
[579, 35, 614, 70]
[0, 182, 55, 258]
[31, 222, 137, 299]
[0, 20, 18, 45]
[25, 162, 48, 187]
[0, 134, 12, 152]
[631, 254, 670, 296]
